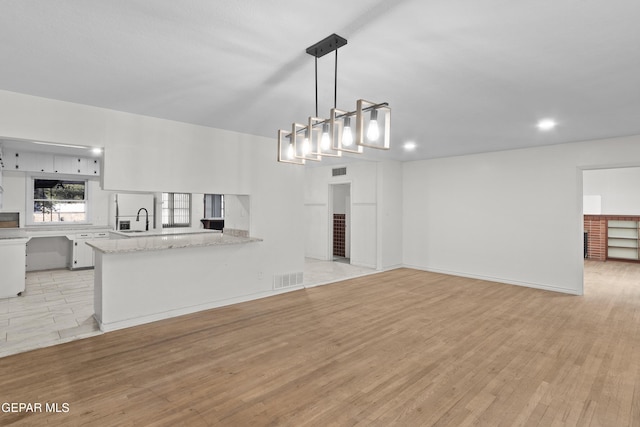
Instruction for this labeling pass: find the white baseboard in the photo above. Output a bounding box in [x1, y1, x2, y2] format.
[402, 264, 581, 295]
[97, 286, 305, 332]
[97, 264, 579, 333]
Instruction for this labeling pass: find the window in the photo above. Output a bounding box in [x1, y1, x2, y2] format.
[31, 178, 87, 224]
[162, 193, 191, 228]
[204, 194, 224, 218]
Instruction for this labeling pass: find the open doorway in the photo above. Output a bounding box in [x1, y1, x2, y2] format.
[330, 183, 351, 264]
[583, 166, 640, 294]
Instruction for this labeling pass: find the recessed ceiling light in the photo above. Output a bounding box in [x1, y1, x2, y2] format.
[537, 119, 557, 131]
[403, 142, 417, 151]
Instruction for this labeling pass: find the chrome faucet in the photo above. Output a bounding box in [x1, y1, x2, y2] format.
[136, 208, 149, 231]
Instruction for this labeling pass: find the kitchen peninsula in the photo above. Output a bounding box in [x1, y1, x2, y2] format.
[87, 230, 263, 332]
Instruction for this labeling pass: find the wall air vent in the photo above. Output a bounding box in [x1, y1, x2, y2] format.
[332, 167, 347, 177]
[273, 272, 304, 290]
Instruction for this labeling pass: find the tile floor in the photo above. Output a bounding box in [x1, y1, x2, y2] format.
[1, 258, 376, 358]
[303, 257, 376, 287]
[0, 268, 100, 358]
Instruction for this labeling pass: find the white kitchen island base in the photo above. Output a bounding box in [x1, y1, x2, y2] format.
[89, 233, 267, 332]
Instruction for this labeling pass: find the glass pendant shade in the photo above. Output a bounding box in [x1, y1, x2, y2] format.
[330, 108, 364, 154]
[355, 99, 391, 150]
[309, 117, 341, 158]
[277, 129, 305, 165]
[321, 123, 331, 150]
[292, 122, 321, 161]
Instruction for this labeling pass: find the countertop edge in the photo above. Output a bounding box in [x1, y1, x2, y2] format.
[0, 226, 111, 240]
[86, 235, 263, 254]
[0, 237, 30, 244]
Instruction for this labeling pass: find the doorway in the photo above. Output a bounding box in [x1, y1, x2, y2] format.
[582, 166, 640, 294]
[330, 183, 351, 264]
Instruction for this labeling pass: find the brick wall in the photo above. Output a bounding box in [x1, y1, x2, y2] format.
[584, 215, 606, 261]
[584, 215, 640, 261]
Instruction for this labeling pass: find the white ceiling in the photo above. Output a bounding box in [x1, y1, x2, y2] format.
[1, 0, 639, 162]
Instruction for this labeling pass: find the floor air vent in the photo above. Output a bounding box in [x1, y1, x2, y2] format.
[332, 167, 347, 177]
[273, 272, 304, 290]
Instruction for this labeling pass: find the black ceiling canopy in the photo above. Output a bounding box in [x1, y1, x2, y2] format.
[306, 34, 347, 58]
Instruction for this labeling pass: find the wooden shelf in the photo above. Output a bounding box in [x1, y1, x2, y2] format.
[607, 220, 640, 261]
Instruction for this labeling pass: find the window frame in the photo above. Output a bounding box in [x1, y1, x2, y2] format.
[204, 194, 224, 219]
[162, 192, 191, 228]
[26, 173, 91, 226]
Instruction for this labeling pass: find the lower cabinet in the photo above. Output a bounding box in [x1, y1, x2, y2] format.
[0, 238, 27, 298]
[70, 232, 109, 269]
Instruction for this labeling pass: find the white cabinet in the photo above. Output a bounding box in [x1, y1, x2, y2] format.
[2, 150, 100, 176]
[53, 156, 89, 174]
[54, 156, 98, 175]
[54, 156, 100, 175]
[76, 157, 88, 174]
[53, 155, 76, 174]
[70, 232, 109, 269]
[4, 150, 19, 170]
[0, 238, 28, 298]
[71, 233, 94, 269]
[11, 151, 54, 172]
[89, 158, 101, 176]
[25, 153, 54, 173]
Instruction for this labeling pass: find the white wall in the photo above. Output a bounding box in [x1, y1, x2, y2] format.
[304, 167, 331, 260]
[0, 90, 250, 194]
[224, 194, 251, 231]
[377, 161, 403, 270]
[403, 134, 640, 295]
[304, 160, 402, 270]
[0, 171, 27, 225]
[350, 162, 378, 268]
[583, 195, 601, 215]
[91, 180, 112, 226]
[333, 184, 349, 215]
[190, 193, 204, 228]
[583, 167, 640, 214]
[248, 142, 305, 282]
[0, 170, 109, 227]
[0, 89, 304, 296]
[304, 161, 378, 267]
[1, 170, 111, 270]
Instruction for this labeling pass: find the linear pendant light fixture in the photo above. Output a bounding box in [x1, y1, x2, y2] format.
[277, 34, 391, 164]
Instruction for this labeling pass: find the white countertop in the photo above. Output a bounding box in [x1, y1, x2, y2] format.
[25, 225, 111, 232]
[25, 226, 111, 239]
[110, 228, 221, 238]
[0, 229, 27, 239]
[1, 225, 109, 240]
[87, 232, 262, 254]
[0, 235, 29, 244]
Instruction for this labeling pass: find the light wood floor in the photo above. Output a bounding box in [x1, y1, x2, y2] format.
[1, 261, 639, 426]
